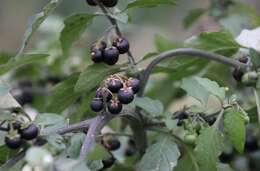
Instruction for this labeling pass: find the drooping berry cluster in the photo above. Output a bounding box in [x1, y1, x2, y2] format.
[90, 75, 140, 114]
[86, 0, 118, 8]
[90, 37, 130, 65]
[2, 121, 39, 149]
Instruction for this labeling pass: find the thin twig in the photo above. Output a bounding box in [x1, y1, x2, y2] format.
[138, 48, 249, 96]
[253, 88, 260, 125]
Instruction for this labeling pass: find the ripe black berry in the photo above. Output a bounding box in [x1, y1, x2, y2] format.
[128, 78, 140, 94]
[91, 48, 103, 63]
[108, 99, 123, 114]
[96, 88, 113, 102]
[86, 0, 97, 6]
[101, 0, 118, 7]
[113, 37, 130, 54]
[103, 138, 121, 151]
[101, 157, 115, 170]
[5, 136, 22, 149]
[107, 79, 123, 93]
[103, 47, 119, 65]
[205, 116, 216, 126]
[20, 124, 39, 140]
[90, 98, 104, 112]
[118, 88, 134, 104]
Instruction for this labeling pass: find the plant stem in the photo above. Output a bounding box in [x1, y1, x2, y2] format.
[138, 48, 249, 97]
[253, 88, 260, 125]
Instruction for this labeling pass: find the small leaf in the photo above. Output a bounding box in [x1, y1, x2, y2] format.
[224, 108, 246, 153]
[17, 0, 63, 55]
[183, 8, 205, 28]
[195, 127, 224, 171]
[138, 136, 180, 171]
[0, 53, 48, 75]
[60, 13, 95, 56]
[75, 64, 121, 93]
[134, 97, 164, 117]
[181, 77, 226, 104]
[46, 74, 81, 113]
[127, 0, 176, 10]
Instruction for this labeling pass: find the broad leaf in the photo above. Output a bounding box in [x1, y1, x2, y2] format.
[138, 136, 180, 171]
[175, 147, 200, 171]
[127, 0, 176, 9]
[17, 0, 63, 55]
[181, 77, 226, 104]
[183, 9, 205, 28]
[195, 127, 224, 171]
[224, 108, 246, 153]
[47, 74, 81, 113]
[75, 64, 121, 93]
[60, 13, 95, 56]
[0, 53, 48, 75]
[134, 97, 164, 117]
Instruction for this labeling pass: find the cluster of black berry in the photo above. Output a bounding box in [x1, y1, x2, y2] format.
[90, 37, 130, 65]
[1, 121, 39, 149]
[86, 0, 118, 8]
[90, 75, 140, 114]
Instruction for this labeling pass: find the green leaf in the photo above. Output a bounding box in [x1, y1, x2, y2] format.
[224, 108, 246, 153]
[46, 134, 66, 151]
[87, 144, 110, 161]
[18, 0, 63, 55]
[138, 136, 180, 171]
[249, 48, 260, 69]
[0, 53, 48, 75]
[60, 13, 95, 56]
[0, 80, 21, 109]
[183, 8, 205, 28]
[34, 113, 66, 126]
[127, 0, 176, 9]
[175, 148, 200, 171]
[195, 127, 224, 171]
[181, 77, 226, 104]
[0, 146, 19, 164]
[186, 29, 240, 56]
[75, 64, 121, 93]
[134, 97, 164, 117]
[67, 133, 85, 159]
[46, 74, 81, 113]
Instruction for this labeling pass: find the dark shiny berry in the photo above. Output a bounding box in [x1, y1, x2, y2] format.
[91, 48, 103, 63]
[113, 37, 129, 54]
[128, 78, 140, 94]
[174, 111, 188, 120]
[86, 0, 97, 6]
[107, 79, 123, 93]
[118, 88, 134, 104]
[96, 88, 113, 102]
[245, 135, 258, 152]
[103, 138, 121, 151]
[103, 47, 119, 65]
[108, 100, 122, 114]
[232, 69, 244, 82]
[5, 136, 22, 149]
[20, 124, 39, 140]
[205, 116, 217, 126]
[101, 157, 115, 170]
[101, 0, 118, 7]
[90, 98, 104, 112]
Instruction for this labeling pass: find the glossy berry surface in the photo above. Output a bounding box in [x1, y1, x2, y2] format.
[113, 37, 129, 54]
[103, 138, 121, 151]
[128, 78, 140, 94]
[20, 124, 39, 140]
[118, 88, 134, 104]
[91, 48, 103, 63]
[101, 0, 118, 7]
[5, 136, 22, 149]
[103, 47, 119, 65]
[107, 79, 123, 93]
[101, 157, 115, 170]
[96, 88, 112, 102]
[86, 0, 97, 6]
[90, 98, 104, 112]
[108, 100, 122, 114]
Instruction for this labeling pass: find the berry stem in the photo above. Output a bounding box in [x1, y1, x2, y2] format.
[93, 0, 137, 66]
[138, 48, 249, 97]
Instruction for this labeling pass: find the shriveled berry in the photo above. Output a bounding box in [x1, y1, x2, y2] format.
[91, 49, 103, 63]
[86, 0, 97, 6]
[118, 88, 134, 104]
[113, 37, 130, 54]
[128, 78, 140, 94]
[101, 157, 115, 170]
[108, 99, 122, 114]
[20, 124, 39, 140]
[103, 47, 119, 65]
[90, 98, 104, 112]
[107, 79, 123, 93]
[101, 0, 118, 7]
[96, 88, 113, 102]
[5, 136, 22, 149]
[103, 138, 121, 151]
